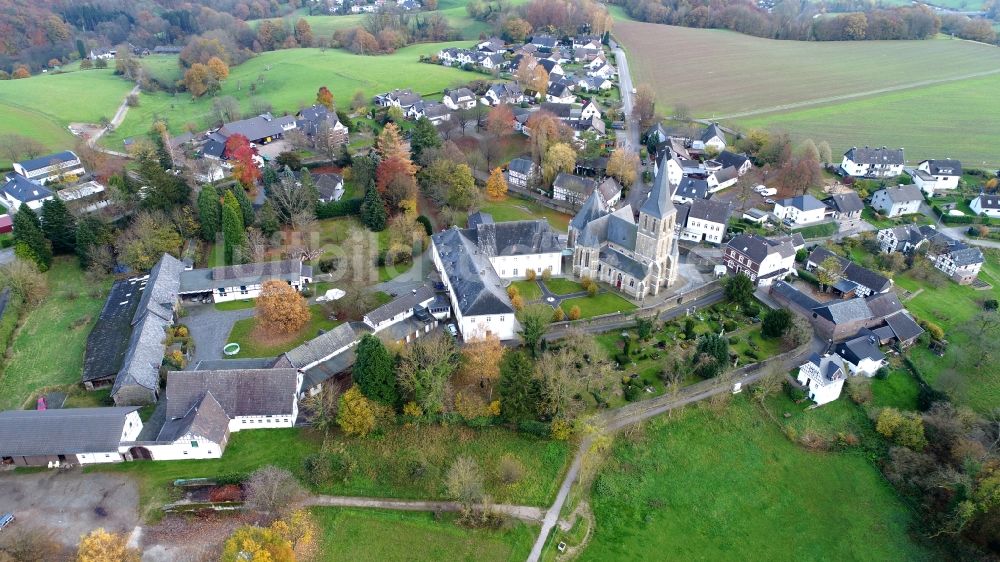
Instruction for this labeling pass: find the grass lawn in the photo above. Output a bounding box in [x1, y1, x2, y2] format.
[861, 208, 931, 230]
[313, 508, 535, 562]
[104, 43, 485, 144]
[92, 424, 569, 519]
[214, 299, 256, 311]
[226, 304, 340, 358]
[791, 221, 837, 239]
[582, 397, 932, 561]
[479, 198, 572, 233]
[0, 68, 132, 166]
[543, 278, 584, 296]
[871, 367, 921, 411]
[893, 252, 1000, 413]
[0, 259, 110, 410]
[560, 292, 636, 319]
[510, 280, 542, 302]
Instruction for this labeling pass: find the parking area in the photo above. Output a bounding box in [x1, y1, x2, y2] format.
[0, 470, 138, 546]
[256, 139, 291, 160]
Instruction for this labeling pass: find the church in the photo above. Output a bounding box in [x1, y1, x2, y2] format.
[568, 154, 680, 299]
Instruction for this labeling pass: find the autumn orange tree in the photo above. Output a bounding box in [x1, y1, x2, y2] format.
[606, 147, 639, 186]
[206, 56, 229, 81]
[486, 167, 508, 200]
[460, 333, 505, 397]
[225, 134, 261, 190]
[374, 123, 418, 214]
[256, 279, 311, 335]
[221, 511, 318, 562]
[316, 86, 334, 110]
[486, 104, 515, 138]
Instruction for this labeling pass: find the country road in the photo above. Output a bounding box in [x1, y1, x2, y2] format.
[610, 39, 651, 212]
[81, 81, 140, 157]
[301, 496, 545, 522]
[711, 68, 1000, 120]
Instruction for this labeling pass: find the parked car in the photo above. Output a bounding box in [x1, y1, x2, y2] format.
[0, 513, 14, 531]
[758, 187, 777, 197]
[765, 198, 775, 205]
[445, 324, 458, 337]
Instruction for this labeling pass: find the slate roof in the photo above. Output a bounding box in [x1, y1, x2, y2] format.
[1, 175, 54, 203]
[468, 211, 494, 229]
[165, 368, 299, 420]
[179, 260, 308, 293]
[771, 280, 821, 311]
[295, 105, 344, 137]
[539, 59, 560, 73]
[283, 322, 360, 369]
[606, 211, 638, 249]
[82, 278, 145, 383]
[570, 190, 605, 232]
[974, 194, 1000, 210]
[674, 177, 709, 201]
[366, 286, 436, 326]
[136, 253, 184, 323]
[802, 353, 846, 386]
[547, 83, 572, 98]
[531, 34, 558, 48]
[922, 159, 962, 176]
[777, 194, 827, 212]
[600, 247, 648, 279]
[192, 358, 279, 370]
[641, 154, 677, 220]
[431, 228, 514, 317]
[845, 146, 904, 165]
[553, 173, 597, 197]
[686, 198, 732, 225]
[715, 151, 750, 170]
[877, 185, 923, 203]
[884, 312, 923, 342]
[812, 298, 873, 325]
[824, 192, 864, 214]
[156, 392, 229, 445]
[865, 291, 904, 318]
[727, 233, 796, 263]
[808, 247, 891, 294]
[219, 114, 295, 142]
[508, 157, 535, 175]
[540, 102, 576, 119]
[947, 246, 985, 267]
[473, 220, 563, 257]
[700, 123, 725, 144]
[15, 151, 79, 173]
[314, 173, 344, 200]
[597, 177, 621, 202]
[835, 334, 885, 365]
[446, 87, 476, 102]
[0, 407, 139, 456]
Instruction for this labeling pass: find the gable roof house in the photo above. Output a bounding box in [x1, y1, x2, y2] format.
[876, 224, 929, 254]
[671, 177, 710, 204]
[314, 173, 345, 203]
[57, 180, 110, 214]
[714, 151, 753, 176]
[13, 150, 85, 185]
[530, 34, 559, 50]
[477, 36, 507, 54]
[507, 157, 539, 189]
[841, 146, 905, 178]
[871, 184, 923, 217]
[823, 192, 865, 220]
[676, 199, 733, 244]
[552, 172, 598, 206]
[0, 174, 55, 212]
[442, 87, 477, 110]
[407, 100, 452, 124]
[546, 82, 576, 104]
[0, 407, 142, 467]
[482, 83, 524, 106]
[806, 247, 893, 297]
[724, 233, 802, 286]
[296, 105, 348, 147]
[538, 58, 564, 76]
[796, 353, 847, 406]
[110, 254, 186, 406]
[374, 88, 423, 110]
[926, 236, 984, 285]
[834, 331, 886, 377]
[178, 259, 312, 303]
[971, 193, 1000, 218]
[697, 123, 726, 152]
[772, 194, 830, 225]
[914, 159, 962, 194]
[217, 113, 297, 145]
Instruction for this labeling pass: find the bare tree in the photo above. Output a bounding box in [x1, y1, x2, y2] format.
[446, 456, 485, 511]
[246, 227, 269, 262]
[245, 466, 306, 514]
[269, 173, 314, 223]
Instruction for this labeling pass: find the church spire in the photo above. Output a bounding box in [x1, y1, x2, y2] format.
[640, 153, 676, 220]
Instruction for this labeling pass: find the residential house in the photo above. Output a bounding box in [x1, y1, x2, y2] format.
[0, 174, 54, 211]
[552, 172, 598, 206]
[596, 177, 622, 209]
[538, 58, 564, 76]
[295, 105, 349, 147]
[742, 208, 771, 225]
[796, 353, 847, 406]
[586, 61, 616, 80]
[698, 123, 726, 152]
[806, 247, 893, 297]
[971, 194, 1000, 218]
[477, 37, 506, 54]
[0, 407, 142, 467]
[834, 331, 886, 376]
[915, 159, 962, 193]
[363, 285, 449, 345]
[579, 99, 602, 121]
[177, 259, 312, 303]
[671, 177, 710, 204]
[479, 53, 506, 71]
[709, 166, 739, 191]
[876, 224, 984, 284]
[569, 154, 680, 298]
[314, 173, 344, 203]
[507, 157, 538, 189]
[876, 224, 928, 254]
[840, 146, 905, 178]
[530, 34, 559, 50]
[576, 75, 612, 92]
[443, 88, 477, 110]
[871, 184, 923, 217]
[13, 151, 85, 185]
[714, 151, 753, 176]
[482, 83, 524, 106]
[216, 113, 297, 145]
[89, 48, 116, 60]
[823, 192, 865, 221]
[723, 233, 803, 286]
[773, 194, 830, 225]
[408, 100, 451, 125]
[676, 199, 732, 244]
[374, 88, 423, 111]
[546, 83, 576, 104]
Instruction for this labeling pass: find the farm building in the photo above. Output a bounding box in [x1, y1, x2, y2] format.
[0, 407, 142, 467]
[177, 259, 312, 303]
[12, 150, 85, 185]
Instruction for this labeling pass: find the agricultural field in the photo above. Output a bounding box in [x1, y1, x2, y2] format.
[313, 508, 535, 562]
[105, 42, 486, 145]
[615, 21, 1000, 167]
[582, 397, 933, 561]
[0, 68, 133, 167]
[0, 259, 110, 410]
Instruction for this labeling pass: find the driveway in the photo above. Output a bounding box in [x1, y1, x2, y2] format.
[257, 139, 292, 160]
[0, 470, 138, 547]
[940, 226, 1000, 249]
[183, 303, 255, 366]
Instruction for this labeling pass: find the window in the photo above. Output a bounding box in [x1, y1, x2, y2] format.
[240, 285, 248, 295]
[191, 441, 199, 448]
[218, 288, 226, 296]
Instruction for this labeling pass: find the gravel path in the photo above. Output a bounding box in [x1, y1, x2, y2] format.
[302, 496, 545, 522]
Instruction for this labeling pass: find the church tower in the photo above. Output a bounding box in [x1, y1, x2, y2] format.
[634, 154, 677, 295]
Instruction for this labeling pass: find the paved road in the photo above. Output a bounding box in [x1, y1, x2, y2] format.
[184, 303, 256, 365]
[302, 495, 545, 522]
[611, 40, 650, 213]
[940, 226, 1000, 249]
[526, 333, 824, 561]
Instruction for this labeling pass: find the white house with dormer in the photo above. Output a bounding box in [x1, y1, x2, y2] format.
[13, 151, 85, 185]
[915, 159, 961, 193]
[796, 353, 847, 405]
[443, 88, 477, 110]
[841, 146, 905, 178]
[971, 194, 1000, 218]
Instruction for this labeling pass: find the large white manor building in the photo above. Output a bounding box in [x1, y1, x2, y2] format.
[568, 155, 679, 298]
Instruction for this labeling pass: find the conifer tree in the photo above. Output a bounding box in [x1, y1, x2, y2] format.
[361, 184, 388, 232]
[41, 197, 76, 254]
[13, 206, 52, 271]
[197, 184, 221, 241]
[222, 190, 246, 264]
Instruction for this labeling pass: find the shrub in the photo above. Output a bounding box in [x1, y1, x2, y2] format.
[403, 401, 423, 417]
[722, 320, 738, 332]
[587, 283, 598, 297]
[551, 419, 573, 440]
[416, 215, 433, 235]
[541, 268, 551, 281]
[846, 377, 872, 404]
[497, 454, 525, 485]
[568, 305, 581, 320]
[518, 420, 549, 437]
[525, 269, 536, 281]
[984, 299, 998, 311]
[303, 453, 333, 486]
